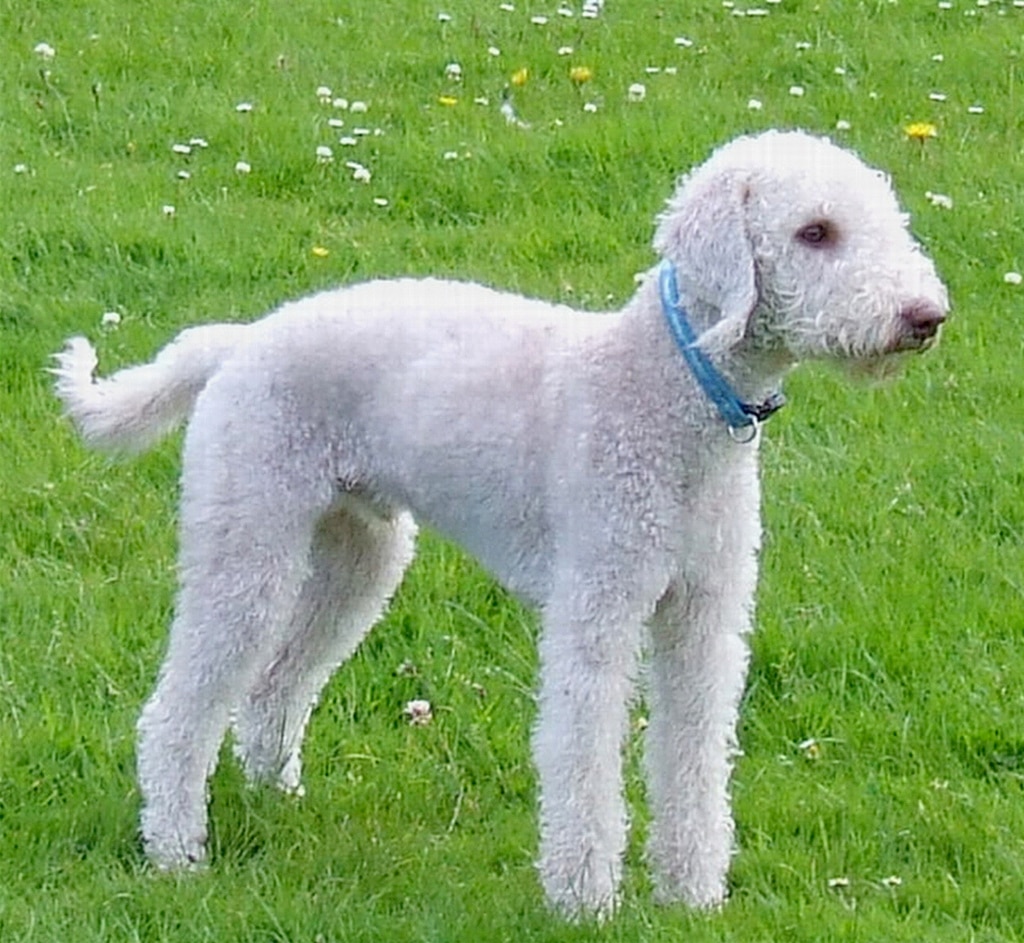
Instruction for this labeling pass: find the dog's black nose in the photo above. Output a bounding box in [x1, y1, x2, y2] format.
[900, 300, 946, 341]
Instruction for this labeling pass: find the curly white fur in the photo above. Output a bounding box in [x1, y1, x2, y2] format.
[53, 130, 947, 918]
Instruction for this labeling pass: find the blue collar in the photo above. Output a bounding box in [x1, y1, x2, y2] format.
[657, 259, 785, 438]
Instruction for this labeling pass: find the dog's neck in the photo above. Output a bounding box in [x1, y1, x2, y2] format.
[616, 268, 792, 426]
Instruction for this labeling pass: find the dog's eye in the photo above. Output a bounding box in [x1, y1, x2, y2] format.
[796, 221, 836, 247]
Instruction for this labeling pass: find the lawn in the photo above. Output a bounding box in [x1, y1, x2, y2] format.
[2, 0, 1024, 940]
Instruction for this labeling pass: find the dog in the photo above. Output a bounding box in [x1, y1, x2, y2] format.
[54, 130, 947, 917]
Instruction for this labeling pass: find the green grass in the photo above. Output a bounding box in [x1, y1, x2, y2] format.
[3, 0, 1024, 939]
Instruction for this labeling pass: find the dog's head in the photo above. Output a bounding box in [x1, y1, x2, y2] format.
[653, 130, 949, 368]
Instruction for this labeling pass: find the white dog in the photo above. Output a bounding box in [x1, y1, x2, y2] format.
[54, 130, 947, 917]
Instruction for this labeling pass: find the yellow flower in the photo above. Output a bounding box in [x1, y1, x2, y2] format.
[569, 66, 593, 84]
[438, 95, 458, 106]
[311, 246, 329, 258]
[904, 121, 938, 142]
[510, 67, 529, 87]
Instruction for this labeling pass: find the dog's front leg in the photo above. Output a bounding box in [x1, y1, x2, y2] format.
[532, 575, 650, 920]
[643, 485, 760, 908]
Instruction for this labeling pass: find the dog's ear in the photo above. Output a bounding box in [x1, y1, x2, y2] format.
[652, 169, 757, 356]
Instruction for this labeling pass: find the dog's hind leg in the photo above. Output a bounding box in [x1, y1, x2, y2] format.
[232, 503, 417, 794]
[136, 420, 336, 870]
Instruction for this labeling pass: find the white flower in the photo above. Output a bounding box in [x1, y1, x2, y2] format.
[827, 877, 850, 889]
[474, 96, 490, 106]
[437, 12, 452, 22]
[161, 204, 176, 217]
[34, 42, 56, 60]
[747, 98, 764, 110]
[189, 137, 209, 148]
[795, 41, 812, 50]
[353, 167, 371, 183]
[349, 100, 368, 113]
[487, 46, 501, 57]
[176, 169, 192, 180]
[881, 875, 903, 888]
[316, 145, 334, 163]
[328, 117, 345, 128]
[835, 119, 851, 131]
[13, 163, 29, 174]
[339, 136, 358, 146]
[558, 5, 574, 16]
[531, 15, 548, 24]
[932, 53, 945, 62]
[235, 160, 252, 174]
[316, 85, 333, 101]
[1003, 271, 1023, 285]
[499, 2, 515, 10]
[445, 62, 462, 81]
[404, 699, 433, 725]
[443, 150, 460, 160]
[645, 66, 662, 75]
[172, 143, 192, 155]
[627, 83, 646, 102]
[967, 104, 985, 114]
[929, 92, 947, 102]
[557, 45, 574, 56]
[235, 101, 254, 112]
[925, 191, 953, 209]
[674, 36, 694, 47]
[582, 101, 598, 113]
[373, 197, 389, 207]
[789, 85, 805, 97]
[101, 311, 122, 327]
[333, 97, 349, 110]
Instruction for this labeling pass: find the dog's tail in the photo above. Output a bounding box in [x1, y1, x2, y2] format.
[52, 323, 249, 454]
